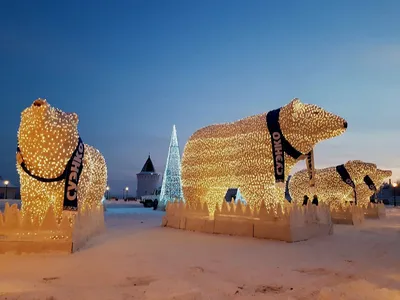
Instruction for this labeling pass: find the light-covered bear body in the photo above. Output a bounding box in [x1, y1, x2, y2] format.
[181, 98, 347, 214]
[289, 160, 377, 207]
[16, 99, 107, 222]
[351, 169, 392, 206]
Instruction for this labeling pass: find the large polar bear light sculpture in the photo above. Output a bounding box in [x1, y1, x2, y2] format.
[181, 98, 348, 215]
[16, 98, 107, 222]
[288, 160, 378, 207]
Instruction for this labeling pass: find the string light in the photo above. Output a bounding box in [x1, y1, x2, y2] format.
[181, 98, 347, 216]
[289, 160, 378, 208]
[159, 125, 184, 208]
[16, 98, 108, 223]
[352, 168, 392, 206]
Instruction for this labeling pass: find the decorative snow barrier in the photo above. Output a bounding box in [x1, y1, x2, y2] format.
[162, 201, 333, 242]
[0, 202, 105, 254]
[363, 202, 386, 219]
[330, 204, 364, 225]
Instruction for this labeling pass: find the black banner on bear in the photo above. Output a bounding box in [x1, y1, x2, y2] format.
[364, 175, 377, 192]
[266, 108, 303, 184]
[336, 164, 357, 204]
[306, 150, 315, 187]
[63, 138, 85, 211]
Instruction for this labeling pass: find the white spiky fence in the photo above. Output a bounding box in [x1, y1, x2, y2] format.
[0, 203, 105, 254]
[363, 202, 386, 219]
[330, 204, 364, 225]
[162, 201, 333, 242]
[329, 203, 385, 225]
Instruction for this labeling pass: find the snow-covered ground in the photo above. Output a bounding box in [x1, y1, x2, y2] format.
[1, 201, 400, 300]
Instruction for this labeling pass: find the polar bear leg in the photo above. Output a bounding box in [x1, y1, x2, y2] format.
[20, 182, 51, 222]
[182, 186, 207, 208]
[240, 185, 286, 211]
[204, 187, 227, 212]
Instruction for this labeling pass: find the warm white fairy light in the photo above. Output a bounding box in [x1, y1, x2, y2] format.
[289, 160, 378, 208]
[181, 98, 347, 216]
[16, 98, 108, 222]
[352, 168, 392, 206]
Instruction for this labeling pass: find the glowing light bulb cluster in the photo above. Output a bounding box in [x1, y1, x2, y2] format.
[181, 98, 347, 216]
[16, 99, 108, 222]
[351, 168, 392, 206]
[159, 125, 184, 207]
[288, 160, 380, 208]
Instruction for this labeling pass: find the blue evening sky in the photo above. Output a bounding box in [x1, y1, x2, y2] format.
[0, 0, 399, 196]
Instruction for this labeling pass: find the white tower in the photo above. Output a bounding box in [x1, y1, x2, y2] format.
[136, 155, 160, 199]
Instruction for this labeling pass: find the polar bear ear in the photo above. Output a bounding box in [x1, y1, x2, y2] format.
[287, 98, 302, 112]
[69, 112, 79, 126]
[344, 160, 352, 166]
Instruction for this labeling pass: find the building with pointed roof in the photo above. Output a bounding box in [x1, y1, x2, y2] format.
[141, 156, 155, 173]
[136, 155, 161, 199]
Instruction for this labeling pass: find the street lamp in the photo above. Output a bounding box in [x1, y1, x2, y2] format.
[106, 186, 110, 200]
[393, 182, 397, 207]
[3, 180, 9, 199]
[125, 187, 129, 200]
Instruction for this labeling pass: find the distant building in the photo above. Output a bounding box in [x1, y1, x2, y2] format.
[0, 178, 18, 199]
[136, 155, 161, 199]
[375, 182, 400, 205]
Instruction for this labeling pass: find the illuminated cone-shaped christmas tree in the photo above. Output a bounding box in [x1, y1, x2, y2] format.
[159, 125, 184, 209]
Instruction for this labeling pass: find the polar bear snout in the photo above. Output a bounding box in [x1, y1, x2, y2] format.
[33, 99, 47, 107]
[343, 121, 348, 129]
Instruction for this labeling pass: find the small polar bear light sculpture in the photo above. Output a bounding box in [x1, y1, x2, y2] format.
[288, 160, 379, 207]
[350, 168, 392, 206]
[181, 98, 348, 215]
[16, 99, 108, 222]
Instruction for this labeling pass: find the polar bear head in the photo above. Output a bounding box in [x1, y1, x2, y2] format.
[349, 167, 392, 205]
[280, 98, 347, 154]
[343, 160, 377, 184]
[371, 169, 392, 187]
[17, 99, 80, 178]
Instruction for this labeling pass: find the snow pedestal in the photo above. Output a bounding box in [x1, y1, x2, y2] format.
[157, 199, 184, 212]
[330, 204, 364, 225]
[0, 202, 105, 254]
[162, 201, 333, 243]
[363, 203, 386, 219]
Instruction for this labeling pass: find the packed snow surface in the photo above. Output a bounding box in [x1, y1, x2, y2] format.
[1, 200, 400, 300]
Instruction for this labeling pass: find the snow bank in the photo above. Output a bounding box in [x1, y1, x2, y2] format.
[0, 206, 399, 299]
[319, 280, 400, 300]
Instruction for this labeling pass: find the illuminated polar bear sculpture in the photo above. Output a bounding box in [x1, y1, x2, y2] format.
[288, 160, 377, 207]
[16, 99, 108, 222]
[181, 98, 347, 215]
[351, 168, 392, 206]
